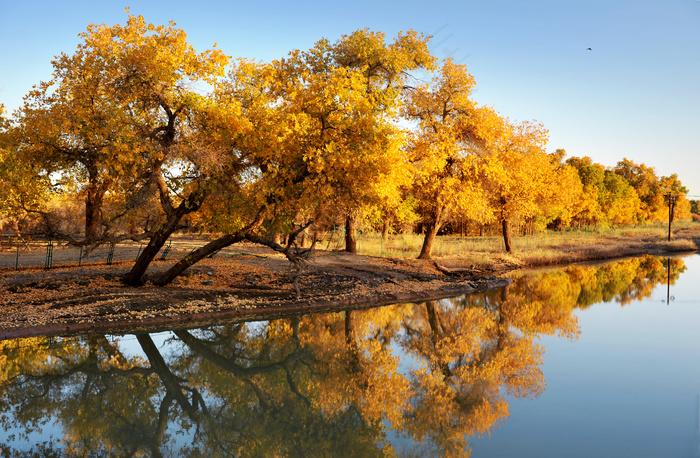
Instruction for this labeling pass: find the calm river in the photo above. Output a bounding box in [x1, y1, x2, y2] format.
[1, 253, 698, 457]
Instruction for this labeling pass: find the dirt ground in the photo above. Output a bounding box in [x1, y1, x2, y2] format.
[0, 246, 509, 340]
[2, 227, 698, 341]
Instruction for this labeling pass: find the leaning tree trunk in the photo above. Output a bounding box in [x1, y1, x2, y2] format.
[123, 216, 182, 286]
[418, 221, 440, 260]
[344, 213, 358, 254]
[124, 188, 206, 286]
[501, 215, 513, 253]
[154, 207, 268, 286]
[153, 233, 245, 286]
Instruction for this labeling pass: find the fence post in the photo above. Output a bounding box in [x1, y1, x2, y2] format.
[325, 225, 336, 251]
[160, 241, 172, 260]
[44, 240, 54, 270]
[15, 239, 20, 270]
[79, 246, 83, 267]
[106, 243, 116, 265]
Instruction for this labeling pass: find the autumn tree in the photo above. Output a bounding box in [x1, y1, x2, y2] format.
[598, 170, 641, 225]
[402, 59, 490, 259]
[689, 199, 699, 216]
[148, 30, 437, 285]
[658, 173, 690, 222]
[0, 106, 54, 236]
[474, 112, 570, 252]
[14, 28, 142, 242]
[275, 29, 435, 253]
[613, 158, 666, 222]
[70, 14, 241, 286]
[566, 156, 642, 227]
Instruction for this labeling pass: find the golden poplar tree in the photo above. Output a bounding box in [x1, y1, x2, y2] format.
[403, 59, 490, 259]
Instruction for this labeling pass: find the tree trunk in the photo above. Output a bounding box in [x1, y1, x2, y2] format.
[153, 233, 245, 286]
[381, 221, 389, 239]
[124, 190, 206, 286]
[501, 215, 513, 253]
[418, 220, 440, 260]
[84, 173, 110, 242]
[153, 205, 268, 286]
[124, 222, 178, 286]
[345, 213, 358, 254]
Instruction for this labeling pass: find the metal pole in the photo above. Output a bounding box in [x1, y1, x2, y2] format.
[107, 243, 116, 265]
[667, 193, 676, 241]
[45, 240, 53, 270]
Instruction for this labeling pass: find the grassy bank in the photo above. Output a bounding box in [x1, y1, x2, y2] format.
[321, 222, 700, 272]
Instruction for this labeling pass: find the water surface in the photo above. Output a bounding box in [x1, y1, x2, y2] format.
[1, 254, 697, 456]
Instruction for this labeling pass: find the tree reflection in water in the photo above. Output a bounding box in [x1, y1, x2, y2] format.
[0, 255, 685, 457]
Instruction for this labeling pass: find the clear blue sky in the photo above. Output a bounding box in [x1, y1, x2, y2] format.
[1, 0, 699, 197]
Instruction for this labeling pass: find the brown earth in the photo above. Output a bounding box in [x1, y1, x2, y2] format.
[1, 227, 698, 341]
[0, 248, 509, 340]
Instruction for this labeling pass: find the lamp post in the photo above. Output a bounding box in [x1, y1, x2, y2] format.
[667, 192, 677, 241]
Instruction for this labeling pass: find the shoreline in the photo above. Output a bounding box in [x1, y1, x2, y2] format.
[1, 233, 698, 341]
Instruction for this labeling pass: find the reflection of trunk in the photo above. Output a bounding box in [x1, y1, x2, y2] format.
[425, 301, 451, 378]
[425, 301, 441, 344]
[345, 310, 356, 346]
[150, 393, 174, 458]
[345, 213, 358, 254]
[174, 329, 310, 407]
[496, 286, 509, 351]
[345, 310, 361, 373]
[137, 334, 200, 421]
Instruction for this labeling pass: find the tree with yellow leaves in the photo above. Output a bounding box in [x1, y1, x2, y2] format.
[403, 59, 490, 259]
[474, 110, 568, 252]
[274, 29, 435, 253]
[0, 106, 52, 235]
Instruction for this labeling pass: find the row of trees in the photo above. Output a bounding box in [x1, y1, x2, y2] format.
[0, 13, 692, 286]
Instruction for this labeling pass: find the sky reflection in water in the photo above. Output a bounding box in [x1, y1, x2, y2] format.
[1, 254, 698, 457]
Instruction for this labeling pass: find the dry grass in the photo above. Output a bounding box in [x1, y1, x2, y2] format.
[317, 222, 700, 272]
